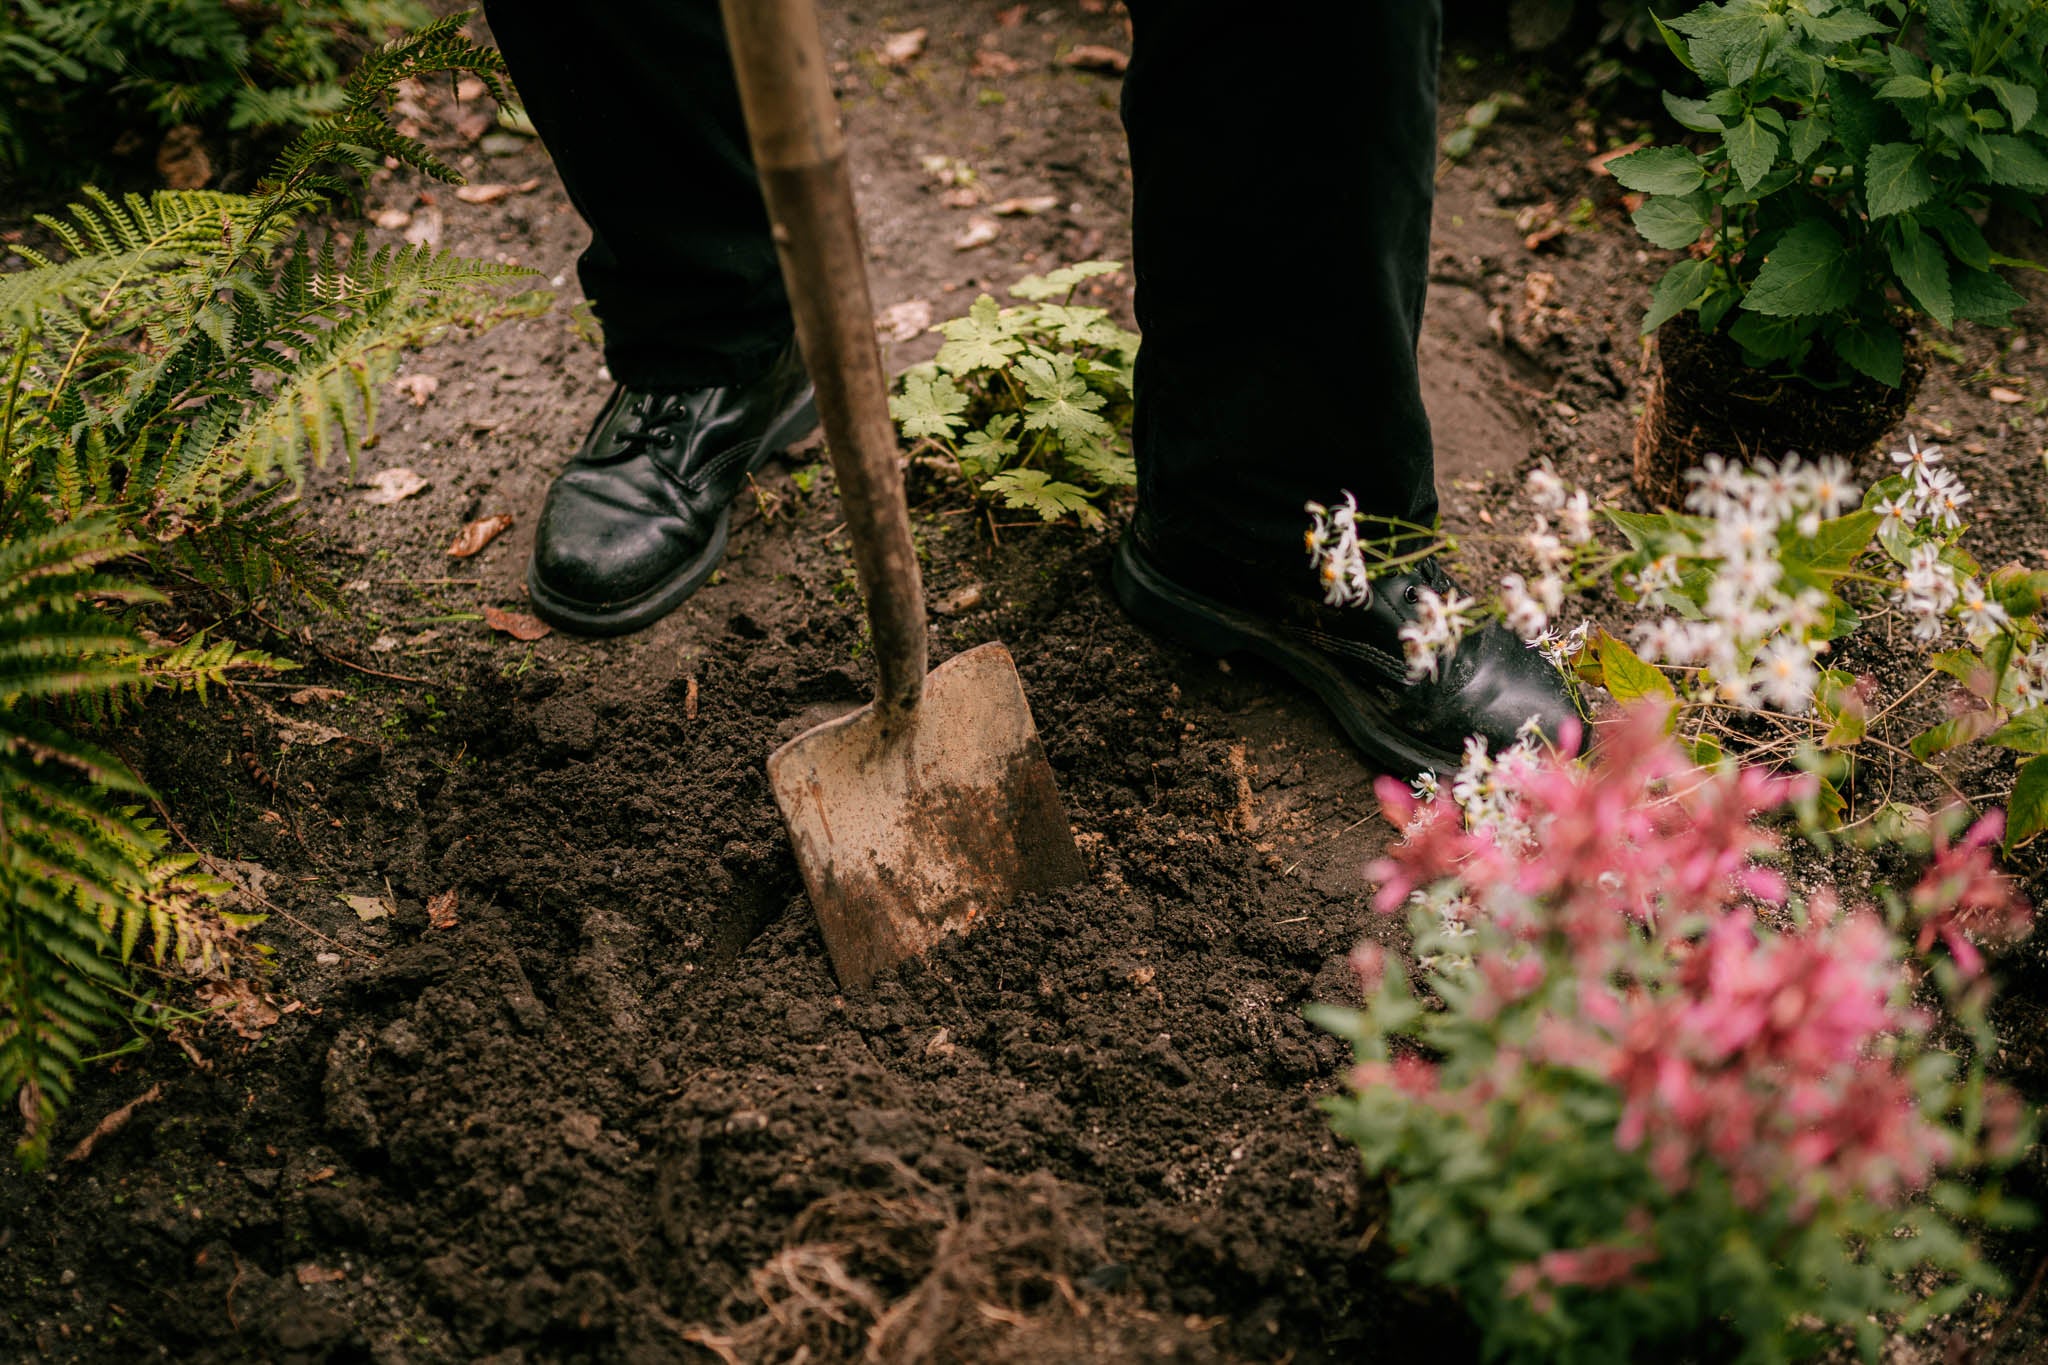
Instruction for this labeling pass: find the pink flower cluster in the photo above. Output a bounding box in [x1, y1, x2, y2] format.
[1362, 707, 2032, 1222]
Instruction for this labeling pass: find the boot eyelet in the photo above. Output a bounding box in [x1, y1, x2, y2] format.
[1403, 584, 1420, 604]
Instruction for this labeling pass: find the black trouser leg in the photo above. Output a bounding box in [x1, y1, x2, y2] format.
[484, 0, 791, 391]
[1121, 0, 1442, 574]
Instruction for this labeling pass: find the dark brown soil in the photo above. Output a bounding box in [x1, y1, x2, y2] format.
[1633, 317, 1922, 507]
[4, 4, 2048, 1363]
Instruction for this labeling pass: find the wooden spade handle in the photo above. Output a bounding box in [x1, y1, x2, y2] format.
[720, 0, 927, 717]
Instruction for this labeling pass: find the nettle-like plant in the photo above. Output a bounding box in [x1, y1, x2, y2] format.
[1610, 0, 2048, 386]
[0, 12, 544, 1165]
[0, 0, 432, 176]
[889, 261, 1137, 528]
[1310, 431, 2048, 842]
[1313, 709, 2034, 1364]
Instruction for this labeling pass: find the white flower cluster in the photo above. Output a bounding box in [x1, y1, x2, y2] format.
[1398, 585, 1478, 680]
[1624, 453, 1862, 714]
[1305, 492, 1373, 608]
[1415, 724, 1547, 851]
[1879, 438, 1993, 643]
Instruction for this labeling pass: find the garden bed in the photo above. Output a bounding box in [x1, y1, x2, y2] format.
[4, 4, 2048, 1362]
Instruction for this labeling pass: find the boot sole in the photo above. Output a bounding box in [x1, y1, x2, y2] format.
[1109, 537, 1463, 777]
[527, 392, 821, 637]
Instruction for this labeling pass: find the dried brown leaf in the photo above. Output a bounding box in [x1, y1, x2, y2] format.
[428, 890, 459, 930]
[197, 980, 281, 1040]
[875, 27, 928, 68]
[876, 299, 933, 342]
[362, 468, 429, 504]
[970, 47, 1021, 78]
[344, 893, 390, 922]
[953, 216, 1001, 251]
[483, 606, 552, 641]
[447, 513, 515, 558]
[1990, 386, 2026, 404]
[455, 182, 512, 204]
[372, 208, 413, 231]
[392, 373, 438, 407]
[63, 1084, 164, 1164]
[295, 1264, 347, 1286]
[991, 194, 1059, 216]
[286, 687, 346, 705]
[1061, 44, 1128, 73]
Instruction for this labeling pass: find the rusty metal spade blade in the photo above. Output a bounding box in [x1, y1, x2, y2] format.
[723, 0, 1085, 990]
[768, 642, 1085, 989]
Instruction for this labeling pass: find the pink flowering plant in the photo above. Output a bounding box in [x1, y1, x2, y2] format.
[1308, 431, 2048, 838]
[1309, 709, 2036, 1364]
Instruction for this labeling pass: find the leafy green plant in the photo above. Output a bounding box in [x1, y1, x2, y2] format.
[889, 261, 1138, 529]
[0, 0, 432, 177]
[1315, 709, 2034, 1364]
[1611, 0, 2048, 386]
[0, 11, 545, 1166]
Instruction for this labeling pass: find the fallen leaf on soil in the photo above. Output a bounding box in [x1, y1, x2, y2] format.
[515, 177, 542, 192]
[295, 1264, 346, 1286]
[953, 216, 1001, 251]
[447, 513, 514, 558]
[369, 634, 402, 653]
[453, 108, 493, 143]
[685, 674, 700, 721]
[991, 194, 1059, 216]
[939, 185, 982, 209]
[428, 890, 459, 930]
[287, 686, 347, 705]
[483, 606, 552, 641]
[307, 1166, 336, 1184]
[63, 1084, 164, 1164]
[932, 583, 984, 615]
[876, 299, 933, 342]
[995, 3, 1026, 26]
[259, 701, 350, 748]
[455, 182, 513, 204]
[875, 27, 927, 68]
[456, 76, 487, 102]
[970, 47, 1022, 78]
[1061, 44, 1128, 73]
[373, 208, 413, 230]
[1990, 386, 2026, 404]
[344, 893, 390, 922]
[197, 980, 282, 1040]
[157, 124, 212, 189]
[1586, 140, 1648, 176]
[362, 467, 429, 504]
[392, 373, 438, 407]
[404, 207, 443, 248]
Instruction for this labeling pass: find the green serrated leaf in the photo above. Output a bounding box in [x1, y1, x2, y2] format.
[1609, 145, 1707, 196]
[1596, 630, 1676, 705]
[2007, 756, 2048, 847]
[1631, 191, 1712, 250]
[1662, 90, 1726, 133]
[1952, 269, 2026, 327]
[1969, 134, 2048, 191]
[888, 371, 970, 440]
[1986, 77, 2040, 135]
[1008, 260, 1122, 302]
[1741, 219, 1858, 317]
[1833, 319, 1904, 387]
[1724, 115, 1779, 191]
[1889, 226, 1954, 328]
[933, 294, 1026, 373]
[1986, 708, 2048, 755]
[980, 468, 1102, 528]
[1644, 257, 1718, 332]
[1864, 143, 1933, 218]
[1014, 351, 1115, 452]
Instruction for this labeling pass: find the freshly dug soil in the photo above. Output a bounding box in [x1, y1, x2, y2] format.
[1633, 317, 1922, 507]
[6, 3, 2048, 1362]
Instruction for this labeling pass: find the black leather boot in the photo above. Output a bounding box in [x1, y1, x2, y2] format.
[1112, 532, 1580, 775]
[527, 341, 818, 635]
